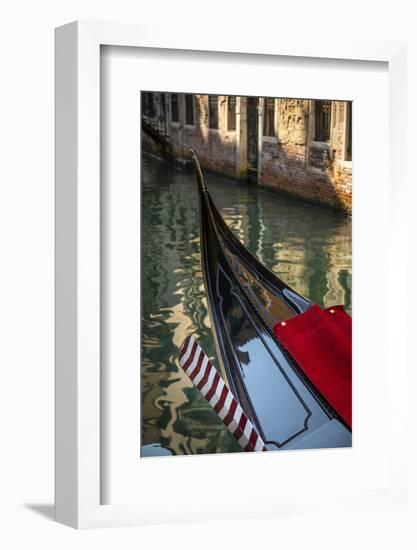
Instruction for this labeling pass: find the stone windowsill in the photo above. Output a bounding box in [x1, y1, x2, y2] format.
[307, 165, 330, 175]
[340, 160, 352, 170]
[309, 140, 330, 150]
[262, 136, 278, 144]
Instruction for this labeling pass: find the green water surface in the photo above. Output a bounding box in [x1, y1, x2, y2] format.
[141, 153, 351, 457]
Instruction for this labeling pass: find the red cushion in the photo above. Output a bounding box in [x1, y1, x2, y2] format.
[273, 305, 352, 429]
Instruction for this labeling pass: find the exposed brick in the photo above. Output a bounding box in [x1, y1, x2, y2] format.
[142, 94, 352, 214]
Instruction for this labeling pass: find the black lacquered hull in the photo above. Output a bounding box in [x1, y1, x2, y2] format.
[194, 152, 351, 450]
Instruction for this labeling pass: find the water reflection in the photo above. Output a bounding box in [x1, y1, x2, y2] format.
[141, 153, 352, 456]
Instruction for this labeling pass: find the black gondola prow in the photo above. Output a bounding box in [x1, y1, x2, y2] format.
[189, 146, 352, 450]
[190, 149, 208, 194]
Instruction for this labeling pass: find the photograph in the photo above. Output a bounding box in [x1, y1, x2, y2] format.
[141, 92, 352, 457]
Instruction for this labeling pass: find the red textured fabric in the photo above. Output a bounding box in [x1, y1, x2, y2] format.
[273, 305, 352, 429]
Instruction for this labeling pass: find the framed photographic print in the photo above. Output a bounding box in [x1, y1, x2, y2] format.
[55, 21, 407, 528]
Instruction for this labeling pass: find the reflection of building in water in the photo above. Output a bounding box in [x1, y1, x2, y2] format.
[273, 243, 309, 298]
[321, 231, 352, 311]
[141, 175, 241, 454]
[246, 189, 352, 312]
[142, 93, 352, 213]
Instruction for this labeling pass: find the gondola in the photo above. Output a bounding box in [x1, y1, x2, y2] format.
[190, 150, 352, 451]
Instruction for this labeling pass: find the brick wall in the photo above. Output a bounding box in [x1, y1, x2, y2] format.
[142, 93, 352, 214]
[169, 95, 238, 177]
[259, 100, 352, 214]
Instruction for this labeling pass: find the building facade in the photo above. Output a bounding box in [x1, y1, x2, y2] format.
[142, 92, 352, 213]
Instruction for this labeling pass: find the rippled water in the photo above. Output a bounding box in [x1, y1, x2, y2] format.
[141, 153, 352, 457]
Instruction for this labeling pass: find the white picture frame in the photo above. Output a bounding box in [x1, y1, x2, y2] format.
[55, 20, 407, 529]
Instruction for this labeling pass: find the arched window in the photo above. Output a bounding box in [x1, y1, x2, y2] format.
[171, 93, 179, 123]
[314, 100, 332, 142]
[345, 102, 352, 161]
[263, 98, 275, 137]
[185, 94, 194, 126]
[227, 96, 236, 131]
[142, 92, 154, 118]
[209, 95, 219, 129]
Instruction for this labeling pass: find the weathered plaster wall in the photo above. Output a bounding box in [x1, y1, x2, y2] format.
[169, 95, 238, 177]
[142, 93, 352, 213]
[260, 99, 352, 213]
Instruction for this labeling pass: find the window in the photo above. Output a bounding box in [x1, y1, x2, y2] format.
[208, 95, 219, 129]
[345, 102, 352, 161]
[142, 92, 154, 118]
[185, 94, 194, 126]
[171, 93, 179, 123]
[263, 98, 275, 137]
[314, 100, 332, 142]
[227, 96, 236, 131]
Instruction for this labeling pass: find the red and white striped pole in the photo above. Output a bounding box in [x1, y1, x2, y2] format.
[179, 335, 266, 452]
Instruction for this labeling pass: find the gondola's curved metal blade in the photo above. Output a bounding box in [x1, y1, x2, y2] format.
[191, 150, 351, 450]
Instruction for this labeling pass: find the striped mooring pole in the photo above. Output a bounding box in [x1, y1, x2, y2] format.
[179, 335, 266, 452]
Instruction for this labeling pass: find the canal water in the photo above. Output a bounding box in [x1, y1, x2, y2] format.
[141, 152, 352, 457]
